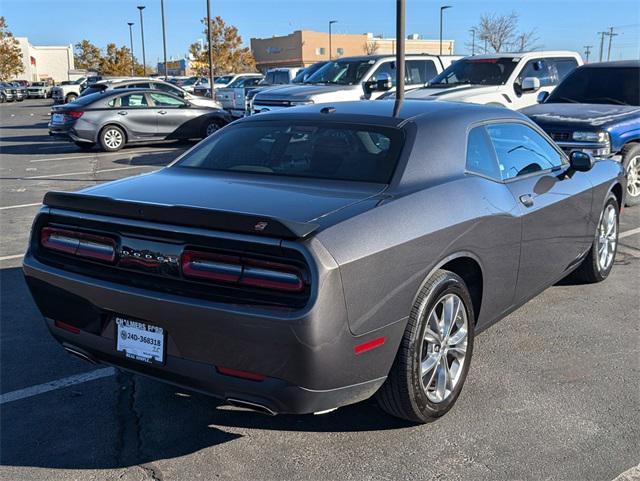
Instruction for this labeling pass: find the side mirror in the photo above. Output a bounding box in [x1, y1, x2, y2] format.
[569, 150, 594, 172]
[522, 77, 541, 93]
[537, 91, 550, 103]
[365, 73, 393, 94]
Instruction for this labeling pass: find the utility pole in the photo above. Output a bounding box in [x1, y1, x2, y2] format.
[206, 0, 214, 96]
[137, 6, 147, 76]
[127, 22, 135, 76]
[469, 28, 476, 56]
[583, 45, 592, 62]
[606, 27, 618, 61]
[393, 0, 405, 117]
[160, 0, 168, 80]
[598, 31, 606, 62]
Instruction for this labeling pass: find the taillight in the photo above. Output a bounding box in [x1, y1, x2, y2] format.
[65, 111, 83, 120]
[181, 249, 304, 292]
[40, 227, 116, 263]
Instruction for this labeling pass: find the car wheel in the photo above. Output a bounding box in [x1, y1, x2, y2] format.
[0, 94, 5, 103]
[573, 194, 619, 283]
[204, 119, 223, 137]
[65, 93, 77, 103]
[376, 269, 475, 423]
[622, 143, 640, 206]
[99, 126, 125, 152]
[74, 141, 95, 151]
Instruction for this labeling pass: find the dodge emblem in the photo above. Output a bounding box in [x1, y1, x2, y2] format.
[254, 221, 268, 232]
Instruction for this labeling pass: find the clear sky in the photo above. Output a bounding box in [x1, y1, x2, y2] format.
[2, 0, 639, 64]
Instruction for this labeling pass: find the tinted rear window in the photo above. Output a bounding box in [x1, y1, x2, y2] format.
[175, 121, 404, 183]
[547, 67, 639, 106]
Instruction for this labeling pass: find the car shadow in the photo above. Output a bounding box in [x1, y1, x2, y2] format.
[0, 122, 49, 130]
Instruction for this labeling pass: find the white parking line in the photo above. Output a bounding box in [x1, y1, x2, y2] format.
[619, 227, 640, 239]
[0, 253, 24, 262]
[26, 164, 158, 179]
[0, 202, 40, 210]
[0, 367, 116, 405]
[29, 148, 180, 163]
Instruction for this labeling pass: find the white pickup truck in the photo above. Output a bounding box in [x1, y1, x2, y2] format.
[251, 54, 460, 114]
[51, 77, 87, 104]
[401, 51, 583, 109]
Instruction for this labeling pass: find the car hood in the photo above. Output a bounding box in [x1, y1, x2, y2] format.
[255, 84, 358, 101]
[79, 168, 386, 227]
[405, 84, 501, 100]
[520, 103, 640, 128]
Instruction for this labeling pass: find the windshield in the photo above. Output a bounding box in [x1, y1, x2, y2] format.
[227, 76, 261, 88]
[182, 77, 201, 86]
[73, 78, 86, 85]
[175, 121, 404, 183]
[292, 62, 328, 83]
[429, 58, 518, 86]
[32, 82, 46, 87]
[214, 75, 234, 85]
[306, 59, 375, 85]
[546, 67, 639, 106]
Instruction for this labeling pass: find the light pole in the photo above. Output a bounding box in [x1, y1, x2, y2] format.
[127, 22, 135, 76]
[206, 0, 214, 96]
[137, 6, 147, 76]
[160, 0, 168, 80]
[393, 0, 405, 117]
[328, 20, 337, 60]
[439, 5, 451, 56]
[469, 27, 476, 56]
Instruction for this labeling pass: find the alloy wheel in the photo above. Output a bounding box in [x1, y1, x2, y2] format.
[626, 155, 640, 199]
[597, 203, 617, 272]
[420, 293, 469, 403]
[103, 129, 123, 149]
[205, 122, 219, 136]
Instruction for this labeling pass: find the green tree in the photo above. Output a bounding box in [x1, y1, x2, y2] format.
[0, 17, 24, 79]
[74, 40, 102, 71]
[192, 16, 256, 75]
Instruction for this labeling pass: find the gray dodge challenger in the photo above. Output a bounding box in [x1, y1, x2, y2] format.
[23, 100, 625, 422]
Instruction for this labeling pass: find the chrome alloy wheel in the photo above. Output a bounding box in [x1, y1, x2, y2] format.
[420, 293, 469, 403]
[103, 129, 123, 149]
[597, 203, 617, 272]
[626, 155, 640, 199]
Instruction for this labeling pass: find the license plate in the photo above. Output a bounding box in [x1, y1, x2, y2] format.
[52, 113, 64, 123]
[116, 317, 165, 365]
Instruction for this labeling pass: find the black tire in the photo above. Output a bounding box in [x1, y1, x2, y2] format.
[74, 141, 95, 151]
[376, 269, 475, 423]
[203, 119, 223, 137]
[0, 94, 5, 103]
[65, 93, 77, 103]
[99, 125, 125, 152]
[621, 143, 640, 206]
[572, 193, 619, 283]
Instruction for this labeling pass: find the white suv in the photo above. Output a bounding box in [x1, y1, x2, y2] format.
[402, 51, 582, 110]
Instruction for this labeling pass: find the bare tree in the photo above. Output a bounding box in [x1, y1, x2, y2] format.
[511, 30, 542, 52]
[476, 12, 519, 53]
[363, 40, 379, 55]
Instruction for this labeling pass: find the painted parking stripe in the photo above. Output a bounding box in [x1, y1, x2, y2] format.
[0, 202, 40, 210]
[29, 148, 180, 163]
[0, 253, 24, 262]
[0, 367, 116, 405]
[619, 227, 640, 239]
[26, 165, 158, 179]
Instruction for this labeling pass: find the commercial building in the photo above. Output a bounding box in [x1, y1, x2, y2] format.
[12, 37, 75, 83]
[157, 58, 195, 77]
[250, 31, 454, 71]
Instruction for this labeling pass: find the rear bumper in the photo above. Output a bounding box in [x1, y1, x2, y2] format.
[23, 250, 404, 414]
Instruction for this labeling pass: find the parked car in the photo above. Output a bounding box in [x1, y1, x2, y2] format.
[9, 82, 26, 101]
[79, 78, 223, 109]
[522, 60, 640, 205]
[193, 73, 263, 97]
[214, 74, 264, 117]
[26, 100, 624, 423]
[28, 81, 52, 98]
[244, 67, 306, 113]
[250, 55, 453, 114]
[179, 76, 209, 93]
[51, 77, 87, 104]
[0, 82, 15, 102]
[398, 51, 582, 109]
[48, 89, 232, 151]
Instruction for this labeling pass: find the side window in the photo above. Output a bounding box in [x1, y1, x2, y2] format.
[245, 78, 261, 87]
[551, 58, 578, 82]
[117, 93, 148, 108]
[518, 59, 556, 87]
[149, 92, 185, 107]
[153, 82, 179, 94]
[370, 61, 396, 85]
[405, 60, 438, 85]
[466, 126, 501, 180]
[486, 123, 565, 180]
[127, 82, 152, 89]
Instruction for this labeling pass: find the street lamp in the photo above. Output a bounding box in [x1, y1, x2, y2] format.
[160, 0, 168, 80]
[439, 5, 452, 56]
[137, 6, 147, 77]
[206, 0, 214, 98]
[328, 20, 337, 60]
[127, 22, 135, 76]
[469, 27, 476, 56]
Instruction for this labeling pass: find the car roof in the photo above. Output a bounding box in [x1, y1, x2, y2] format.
[579, 60, 639, 68]
[325, 54, 440, 62]
[88, 88, 179, 98]
[459, 51, 579, 60]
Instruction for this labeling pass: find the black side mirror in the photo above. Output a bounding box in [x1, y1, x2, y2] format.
[569, 150, 594, 172]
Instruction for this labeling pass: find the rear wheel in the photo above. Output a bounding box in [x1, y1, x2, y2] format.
[573, 194, 619, 283]
[204, 119, 223, 137]
[65, 93, 77, 103]
[0, 93, 5, 103]
[376, 270, 475, 423]
[622, 144, 640, 206]
[99, 126, 125, 152]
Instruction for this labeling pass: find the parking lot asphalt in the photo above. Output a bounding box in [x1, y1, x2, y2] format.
[1, 99, 639, 481]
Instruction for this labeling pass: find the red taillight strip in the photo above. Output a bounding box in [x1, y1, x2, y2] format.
[54, 320, 81, 334]
[216, 366, 266, 382]
[354, 337, 386, 354]
[65, 111, 83, 119]
[41, 227, 116, 263]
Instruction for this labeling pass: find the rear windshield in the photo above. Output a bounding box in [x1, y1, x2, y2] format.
[68, 92, 106, 106]
[429, 58, 518, 86]
[175, 121, 404, 183]
[547, 67, 639, 106]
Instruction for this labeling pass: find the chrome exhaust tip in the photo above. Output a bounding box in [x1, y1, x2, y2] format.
[63, 345, 98, 365]
[225, 398, 277, 416]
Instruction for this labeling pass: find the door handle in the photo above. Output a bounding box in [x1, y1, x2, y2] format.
[519, 194, 534, 208]
[117, 111, 127, 115]
[158, 110, 167, 115]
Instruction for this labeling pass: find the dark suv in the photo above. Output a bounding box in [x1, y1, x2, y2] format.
[522, 60, 640, 205]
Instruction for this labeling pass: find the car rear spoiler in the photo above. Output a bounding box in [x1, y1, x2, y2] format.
[42, 191, 319, 240]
